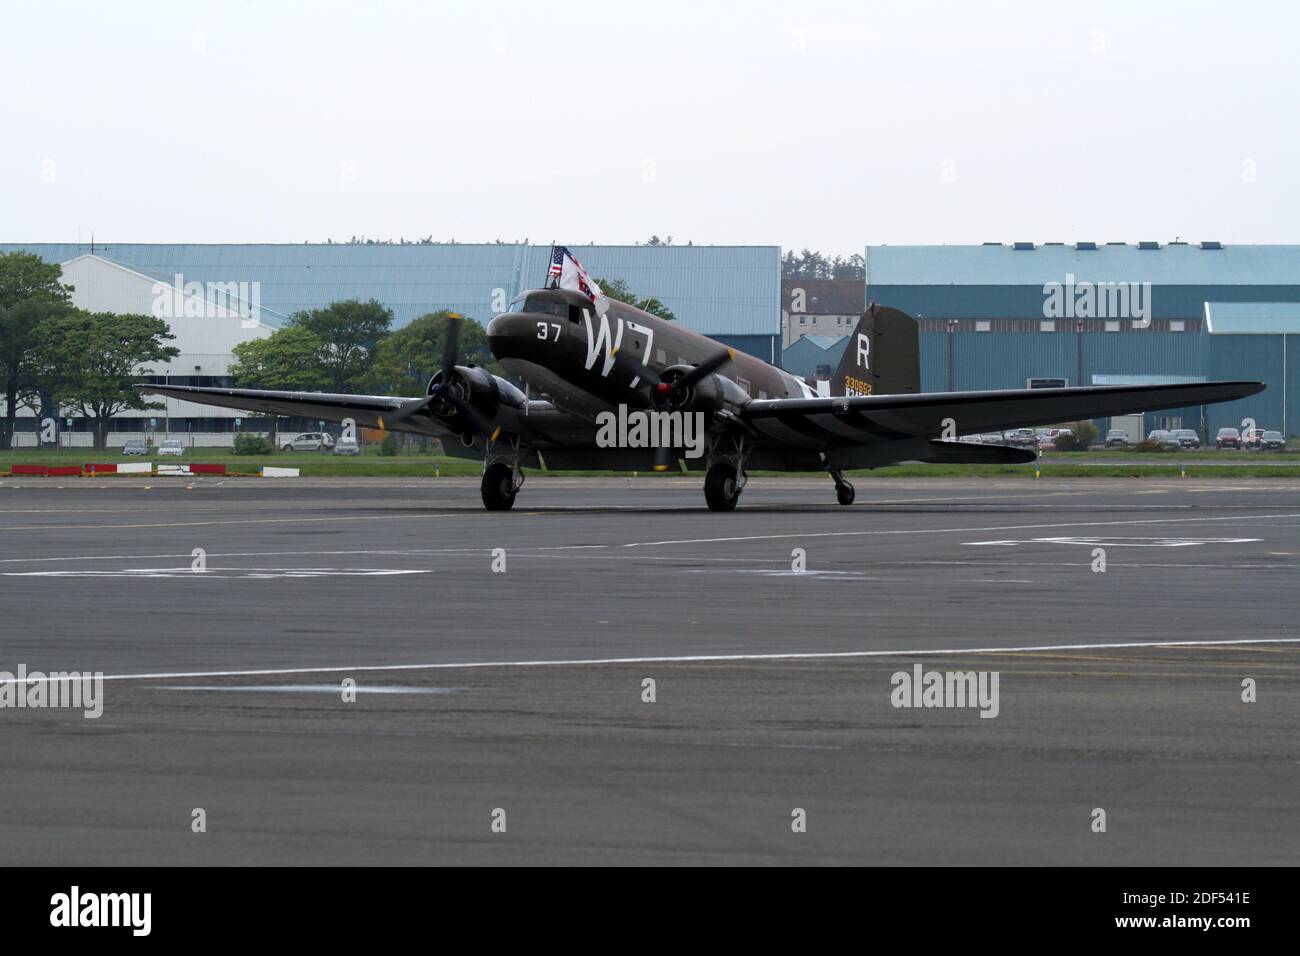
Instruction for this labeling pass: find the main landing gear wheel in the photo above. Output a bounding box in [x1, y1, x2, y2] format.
[836, 481, 856, 506]
[704, 462, 741, 512]
[481, 462, 517, 511]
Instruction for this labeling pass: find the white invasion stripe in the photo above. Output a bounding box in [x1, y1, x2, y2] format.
[1, 637, 1296, 685]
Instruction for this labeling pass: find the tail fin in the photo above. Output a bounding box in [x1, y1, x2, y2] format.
[830, 303, 920, 397]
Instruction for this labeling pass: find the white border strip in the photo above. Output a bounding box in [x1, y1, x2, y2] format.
[3, 637, 1296, 685]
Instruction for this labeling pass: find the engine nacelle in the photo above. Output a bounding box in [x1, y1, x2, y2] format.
[426, 365, 503, 432]
[654, 365, 749, 418]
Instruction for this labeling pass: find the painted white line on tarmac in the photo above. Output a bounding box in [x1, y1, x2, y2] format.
[2, 637, 1296, 685]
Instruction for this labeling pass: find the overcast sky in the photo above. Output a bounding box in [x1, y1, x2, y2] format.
[3, 0, 1297, 254]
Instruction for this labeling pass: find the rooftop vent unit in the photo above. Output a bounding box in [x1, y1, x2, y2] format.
[1013, 241, 1035, 250]
[1201, 240, 1223, 250]
[1138, 241, 1160, 250]
[1076, 241, 1098, 250]
[982, 241, 1003, 246]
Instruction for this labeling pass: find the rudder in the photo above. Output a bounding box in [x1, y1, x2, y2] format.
[830, 304, 920, 397]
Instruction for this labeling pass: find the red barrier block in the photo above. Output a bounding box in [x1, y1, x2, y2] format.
[84, 463, 118, 474]
[47, 465, 82, 477]
[188, 463, 227, 475]
[11, 465, 49, 476]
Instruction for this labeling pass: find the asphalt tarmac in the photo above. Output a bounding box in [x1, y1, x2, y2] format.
[0, 475, 1296, 864]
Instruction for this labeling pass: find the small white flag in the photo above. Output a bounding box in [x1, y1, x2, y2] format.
[554, 246, 609, 315]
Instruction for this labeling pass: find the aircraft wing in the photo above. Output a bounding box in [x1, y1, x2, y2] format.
[740, 380, 1265, 449]
[139, 384, 428, 433]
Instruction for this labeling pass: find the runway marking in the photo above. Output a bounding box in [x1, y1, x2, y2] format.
[619, 514, 1300, 548]
[2, 637, 1296, 685]
[0, 567, 432, 579]
[964, 536, 1261, 548]
[153, 684, 461, 694]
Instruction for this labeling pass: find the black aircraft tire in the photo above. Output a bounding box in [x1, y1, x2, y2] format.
[481, 463, 517, 511]
[704, 463, 740, 512]
[836, 481, 856, 506]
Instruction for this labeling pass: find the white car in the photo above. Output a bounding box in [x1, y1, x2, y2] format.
[280, 432, 335, 452]
[333, 437, 360, 456]
[158, 439, 185, 456]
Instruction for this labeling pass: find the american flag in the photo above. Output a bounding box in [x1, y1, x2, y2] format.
[550, 245, 608, 314]
[547, 245, 565, 279]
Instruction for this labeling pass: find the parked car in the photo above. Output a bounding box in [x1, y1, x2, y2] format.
[157, 438, 185, 456]
[1260, 430, 1286, 451]
[279, 432, 335, 452]
[1215, 427, 1242, 449]
[1037, 427, 1072, 450]
[979, 432, 1006, 445]
[1004, 428, 1037, 447]
[1105, 429, 1130, 448]
[1147, 429, 1180, 450]
[1173, 428, 1201, 449]
[1242, 427, 1266, 450]
[122, 438, 150, 456]
[333, 437, 361, 456]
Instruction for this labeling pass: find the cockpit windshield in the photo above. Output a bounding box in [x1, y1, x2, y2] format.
[511, 294, 566, 318]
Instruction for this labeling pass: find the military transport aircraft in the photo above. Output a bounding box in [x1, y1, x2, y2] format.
[144, 288, 1264, 512]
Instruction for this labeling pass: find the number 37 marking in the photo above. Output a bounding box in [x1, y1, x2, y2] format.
[537, 321, 561, 342]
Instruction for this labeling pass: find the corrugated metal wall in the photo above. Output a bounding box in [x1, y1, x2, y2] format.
[0, 243, 780, 341]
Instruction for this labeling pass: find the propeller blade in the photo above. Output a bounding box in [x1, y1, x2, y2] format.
[441, 313, 463, 381]
[380, 394, 436, 429]
[674, 347, 734, 392]
[652, 443, 677, 473]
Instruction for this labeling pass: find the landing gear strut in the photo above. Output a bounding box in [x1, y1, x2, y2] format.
[829, 468, 855, 506]
[481, 432, 525, 511]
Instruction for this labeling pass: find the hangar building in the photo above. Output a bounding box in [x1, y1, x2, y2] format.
[859, 242, 1299, 438]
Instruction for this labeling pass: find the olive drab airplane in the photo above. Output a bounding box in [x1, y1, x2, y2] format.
[143, 254, 1264, 512]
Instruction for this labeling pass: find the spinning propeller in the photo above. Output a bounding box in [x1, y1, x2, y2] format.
[609, 345, 734, 471]
[378, 314, 493, 434]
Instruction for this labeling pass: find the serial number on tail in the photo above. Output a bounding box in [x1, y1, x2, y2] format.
[843, 374, 873, 397]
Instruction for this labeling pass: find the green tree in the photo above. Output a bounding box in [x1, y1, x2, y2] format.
[0, 251, 73, 449]
[286, 298, 393, 392]
[35, 311, 179, 451]
[593, 277, 677, 322]
[230, 327, 330, 391]
[366, 311, 498, 395]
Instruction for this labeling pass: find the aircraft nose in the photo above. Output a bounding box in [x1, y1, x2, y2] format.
[486, 311, 530, 359]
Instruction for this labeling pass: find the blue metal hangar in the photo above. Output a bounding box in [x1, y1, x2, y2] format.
[862, 241, 1300, 437]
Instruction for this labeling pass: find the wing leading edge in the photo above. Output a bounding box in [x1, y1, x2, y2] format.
[741, 380, 1266, 448]
[138, 384, 420, 433]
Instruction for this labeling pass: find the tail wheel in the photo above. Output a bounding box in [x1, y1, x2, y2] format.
[836, 480, 856, 506]
[704, 462, 741, 512]
[481, 462, 517, 511]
